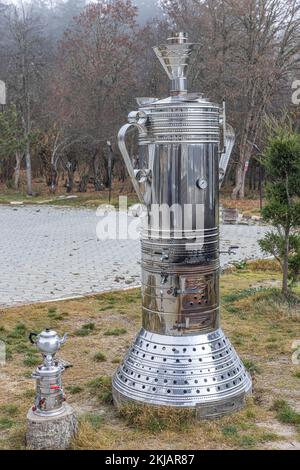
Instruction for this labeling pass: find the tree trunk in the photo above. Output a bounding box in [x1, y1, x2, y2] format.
[232, 155, 250, 199]
[14, 152, 23, 190]
[282, 228, 290, 296]
[25, 144, 33, 196]
[78, 174, 89, 193]
[50, 164, 58, 193]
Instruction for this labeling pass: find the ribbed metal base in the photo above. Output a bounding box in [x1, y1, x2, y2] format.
[112, 328, 252, 419]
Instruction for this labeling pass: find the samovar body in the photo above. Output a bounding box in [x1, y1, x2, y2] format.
[112, 33, 251, 418]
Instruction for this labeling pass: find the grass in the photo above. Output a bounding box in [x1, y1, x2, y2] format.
[222, 425, 238, 437]
[93, 352, 107, 363]
[7, 323, 27, 340]
[74, 323, 96, 337]
[0, 188, 139, 209]
[81, 413, 104, 430]
[23, 353, 41, 367]
[223, 287, 269, 304]
[48, 307, 68, 321]
[120, 404, 195, 433]
[112, 357, 122, 364]
[66, 386, 84, 395]
[243, 359, 262, 375]
[104, 328, 127, 337]
[87, 376, 113, 405]
[0, 417, 14, 430]
[271, 400, 300, 426]
[0, 261, 299, 450]
[0, 405, 19, 417]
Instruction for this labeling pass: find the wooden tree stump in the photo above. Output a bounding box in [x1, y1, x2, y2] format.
[26, 404, 77, 450]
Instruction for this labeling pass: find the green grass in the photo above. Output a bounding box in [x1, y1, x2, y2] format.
[7, 323, 27, 340]
[47, 307, 65, 321]
[104, 328, 127, 337]
[0, 405, 19, 417]
[22, 389, 35, 399]
[23, 353, 40, 367]
[0, 191, 139, 209]
[93, 352, 107, 363]
[232, 261, 248, 271]
[236, 435, 258, 449]
[66, 386, 84, 395]
[222, 425, 238, 437]
[82, 413, 104, 430]
[225, 306, 241, 315]
[74, 323, 96, 337]
[0, 417, 14, 430]
[272, 400, 300, 426]
[87, 376, 113, 404]
[223, 287, 269, 304]
[243, 359, 262, 375]
[293, 371, 300, 379]
[112, 357, 122, 364]
[13, 343, 35, 354]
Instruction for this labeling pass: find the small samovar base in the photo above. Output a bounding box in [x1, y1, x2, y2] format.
[112, 328, 251, 419]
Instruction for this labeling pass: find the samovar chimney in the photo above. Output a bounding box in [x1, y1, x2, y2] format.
[153, 32, 198, 95]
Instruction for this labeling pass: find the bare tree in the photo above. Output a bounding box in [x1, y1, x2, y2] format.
[55, 0, 140, 190]
[4, 1, 47, 195]
[161, 0, 300, 199]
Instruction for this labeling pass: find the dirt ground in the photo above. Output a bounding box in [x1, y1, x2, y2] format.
[0, 261, 299, 450]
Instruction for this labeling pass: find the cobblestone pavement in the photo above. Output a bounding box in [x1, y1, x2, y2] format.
[0, 205, 271, 307]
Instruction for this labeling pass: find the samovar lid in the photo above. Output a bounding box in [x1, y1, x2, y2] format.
[39, 328, 59, 340]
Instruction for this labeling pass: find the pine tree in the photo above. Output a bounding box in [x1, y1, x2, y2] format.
[259, 118, 300, 295]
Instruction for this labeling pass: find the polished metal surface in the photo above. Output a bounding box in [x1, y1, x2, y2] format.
[113, 329, 252, 413]
[30, 329, 68, 417]
[113, 32, 252, 417]
[153, 32, 199, 95]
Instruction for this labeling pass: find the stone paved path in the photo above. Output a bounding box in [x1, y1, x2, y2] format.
[0, 205, 271, 307]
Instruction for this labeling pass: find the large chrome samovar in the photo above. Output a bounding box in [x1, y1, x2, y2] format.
[112, 32, 251, 418]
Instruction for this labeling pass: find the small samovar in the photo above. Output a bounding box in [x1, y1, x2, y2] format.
[29, 329, 69, 417]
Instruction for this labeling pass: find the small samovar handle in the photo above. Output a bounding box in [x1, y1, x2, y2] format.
[118, 111, 149, 205]
[29, 332, 38, 344]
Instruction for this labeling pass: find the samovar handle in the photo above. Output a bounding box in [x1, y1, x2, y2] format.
[219, 102, 235, 188]
[118, 111, 149, 205]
